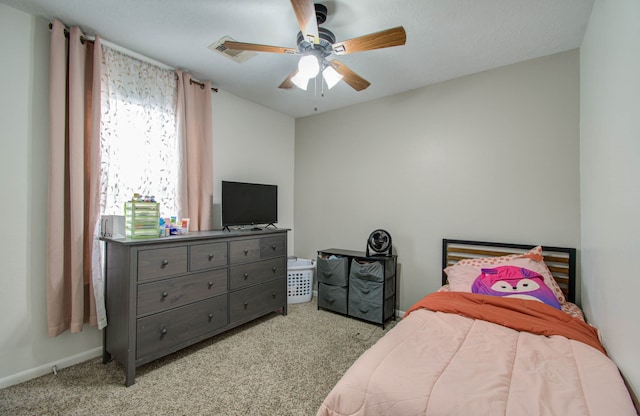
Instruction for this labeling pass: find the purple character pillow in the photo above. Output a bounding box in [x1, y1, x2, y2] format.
[471, 265, 562, 310]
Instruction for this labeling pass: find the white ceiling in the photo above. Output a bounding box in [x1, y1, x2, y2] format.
[2, 0, 594, 118]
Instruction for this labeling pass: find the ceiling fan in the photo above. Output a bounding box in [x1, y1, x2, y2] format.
[222, 0, 406, 92]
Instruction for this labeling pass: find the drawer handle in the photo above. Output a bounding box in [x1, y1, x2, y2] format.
[243, 249, 248, 255]
[208, 253, 214, 260]
[272, 292, 277, 298]
[162, 291, 168, 298]
[161, 328, 168, 335]
[208, 313, 214, 320]
[362, 289, 370, 294]
[244, 273, 249, 279]
[272, 266, 277, 273]
[244, 302, 249, 309]
[208, 281, 214, 288]
[161, 259, 169, 267]
[359, 307, 369, 314]
[323, 272, 333, 278]
[271, 244, 276, 250]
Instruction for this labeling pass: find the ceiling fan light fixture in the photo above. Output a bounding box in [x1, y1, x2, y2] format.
[322, 66, 343, 89]
[297, 54, 320, 78]
[291, 71, 310, 90]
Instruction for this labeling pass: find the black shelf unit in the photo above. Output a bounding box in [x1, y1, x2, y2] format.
[316, 248, 397, 329]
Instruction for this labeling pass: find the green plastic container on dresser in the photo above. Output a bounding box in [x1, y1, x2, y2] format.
[124, 201, 160, 239]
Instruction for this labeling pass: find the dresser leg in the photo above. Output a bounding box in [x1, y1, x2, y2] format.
[102, 332, 112, 364]
[125, 366, 136, 387]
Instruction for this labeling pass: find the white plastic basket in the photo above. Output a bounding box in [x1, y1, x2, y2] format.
[287, 258, 315, 304]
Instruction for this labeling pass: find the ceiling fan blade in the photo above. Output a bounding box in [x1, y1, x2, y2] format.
[330, 60, 371, 91]
[223, 41, 298, 55]
[290, 0, 320, 44]
[332, 26, 406, 55]
[278, 70, 298, 89]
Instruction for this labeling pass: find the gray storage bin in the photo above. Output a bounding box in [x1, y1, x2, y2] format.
[317, 256, 349, 287]
[348, 298, 382, 322]
[349, 259, 384, 282]
[349, 296, 395, 323]
[349, 278, 383, 303]
[318, 283, 347, 314]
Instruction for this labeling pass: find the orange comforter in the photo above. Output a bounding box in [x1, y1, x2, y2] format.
[404, 292, 606, 354]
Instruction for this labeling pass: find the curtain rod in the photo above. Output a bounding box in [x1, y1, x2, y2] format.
[189, 78, 219, 93]
[48, 22, 93, 45]
[48, 22, 218, 93]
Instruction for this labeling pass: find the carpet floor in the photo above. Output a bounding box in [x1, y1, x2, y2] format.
[0, 298, 396, 416]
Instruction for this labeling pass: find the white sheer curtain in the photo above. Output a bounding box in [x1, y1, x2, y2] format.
[100, 46, 179, 219]
[97, 46, 179, 327]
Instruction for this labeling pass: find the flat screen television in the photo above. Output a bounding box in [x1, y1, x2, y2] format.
[221, 181, 278, 229]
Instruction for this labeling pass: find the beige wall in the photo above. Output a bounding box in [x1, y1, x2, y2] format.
[580, 0, 640, 397]
[0, 4, 295, 387]
[212, 90, 295, 249]
[0, 6, 103, 387]
[294, 50, 581, 311]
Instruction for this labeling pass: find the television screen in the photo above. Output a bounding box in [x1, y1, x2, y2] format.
[221, 181, 278, 228]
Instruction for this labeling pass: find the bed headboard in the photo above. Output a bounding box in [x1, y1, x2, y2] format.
[441, 239, 577, 303]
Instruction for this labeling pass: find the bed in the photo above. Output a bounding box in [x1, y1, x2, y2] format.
[317, 239, 637, 416]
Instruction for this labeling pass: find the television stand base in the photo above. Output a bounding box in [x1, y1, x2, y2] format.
[221, 224, 277, 232]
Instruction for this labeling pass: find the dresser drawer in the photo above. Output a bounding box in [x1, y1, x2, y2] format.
[138, 246, 188, 281]
[229, 239, 260, 264]
[260, 236, 286, 259]
[137, 268, 227, 316]
[229, 257, 285, 290]
[190, 242, 228, 271]
[136, 295, 228, 359]
[229, 278, 286, 323]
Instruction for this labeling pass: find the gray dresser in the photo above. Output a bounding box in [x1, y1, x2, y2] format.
[102, 229, 289, 386]
[317, 248, 397, 328]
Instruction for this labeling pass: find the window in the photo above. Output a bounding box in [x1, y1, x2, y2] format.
[100, 46, 178, 218]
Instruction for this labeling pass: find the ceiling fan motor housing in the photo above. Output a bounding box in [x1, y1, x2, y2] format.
[296, 27, 335, 56]
[315, 3, 328, 24]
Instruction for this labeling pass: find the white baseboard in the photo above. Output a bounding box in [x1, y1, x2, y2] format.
[0, 347, 102, 389]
